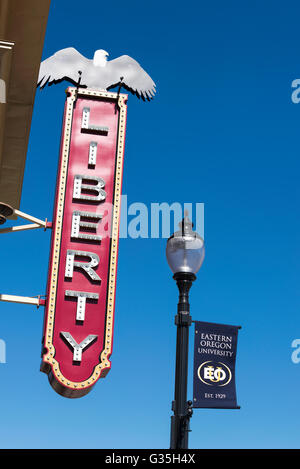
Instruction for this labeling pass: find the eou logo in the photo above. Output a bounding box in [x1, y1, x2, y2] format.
[197, 361, 232, 386]
[291, 339, 300, 364]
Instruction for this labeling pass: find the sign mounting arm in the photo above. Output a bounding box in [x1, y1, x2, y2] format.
[0, 203, 52, 233]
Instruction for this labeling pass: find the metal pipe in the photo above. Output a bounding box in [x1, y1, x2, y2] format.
[0, 294, 45, 307]
[13, 209, 46, 226]
[0, 223, 44, 234]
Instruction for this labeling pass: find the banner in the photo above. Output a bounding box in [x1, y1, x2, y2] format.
[40, 87, 127, 398]
[193, 321, 240, 409]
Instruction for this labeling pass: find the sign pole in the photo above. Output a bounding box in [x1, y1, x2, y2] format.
[170, 272, 195, 449]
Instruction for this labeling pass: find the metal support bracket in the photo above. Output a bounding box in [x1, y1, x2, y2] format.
[0, 202, 52, 233]
[175, 313, 192, 326]
[0, 294, 46, 308]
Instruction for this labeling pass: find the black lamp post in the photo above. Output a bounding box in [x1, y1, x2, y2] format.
[166, 211, 205, 449]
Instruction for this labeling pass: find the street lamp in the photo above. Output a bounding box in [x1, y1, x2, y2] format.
[166, 210, 205, 449]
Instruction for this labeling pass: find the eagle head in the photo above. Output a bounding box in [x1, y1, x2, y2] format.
[93, 49, 109, 67]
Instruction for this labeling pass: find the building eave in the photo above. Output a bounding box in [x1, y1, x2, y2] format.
[0, 0, 51, 211]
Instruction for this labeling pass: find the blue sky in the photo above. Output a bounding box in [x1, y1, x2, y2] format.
[1, 0, 300, 448]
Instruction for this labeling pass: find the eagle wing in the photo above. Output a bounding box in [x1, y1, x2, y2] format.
[106, 55, 156, 100]
[37, 47, 91, 88]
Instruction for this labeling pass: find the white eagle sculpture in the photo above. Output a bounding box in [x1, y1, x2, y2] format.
[37, 47, 156, 100]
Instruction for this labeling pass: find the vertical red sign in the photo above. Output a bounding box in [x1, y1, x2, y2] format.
[41, 88, 127, 398]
